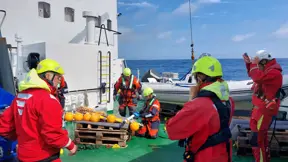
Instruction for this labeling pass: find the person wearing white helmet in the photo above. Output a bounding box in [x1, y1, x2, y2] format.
[243, 50, 283, 162]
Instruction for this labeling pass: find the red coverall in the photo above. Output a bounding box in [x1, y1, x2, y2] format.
[0, 70, 75, 162]
[114, 74, 142, 116]
[166, 85, 235, 162]
[246, 59, 283, 162]
[137, 98, 161, 138]
[58, 76, 68, 108]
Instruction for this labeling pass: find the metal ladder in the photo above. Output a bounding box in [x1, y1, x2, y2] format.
[98, 51, 111, 104]
[97, 24, 114, 104]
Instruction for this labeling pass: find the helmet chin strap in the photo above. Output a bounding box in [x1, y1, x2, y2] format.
[194, 74, 218, 84]
[40, 72, 56, 86]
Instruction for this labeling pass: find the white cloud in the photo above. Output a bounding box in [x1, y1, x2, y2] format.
[201, 24, 207, 29]
[157, 31, 172, 39]
[273, 23, 288, 39]
[176, 37, 187, 43]
[118, 1, 158, 9]
[135, 24, 147, 27]
[172, 0, 223, 16]
[232, 33, 255, 42]
[119, 27, 133, 34]
[198, 0, 221, 3]
[172, 2, 198, 15]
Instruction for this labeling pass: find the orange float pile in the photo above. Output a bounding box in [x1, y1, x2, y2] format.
[63, 107, 141, 132]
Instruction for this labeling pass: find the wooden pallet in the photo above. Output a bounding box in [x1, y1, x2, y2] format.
[236, 128, 288, 157]
[74, 121, 130, 148]
[236, 147, 288, 158]
[75, 121, 129, 130]
[75, 130, 128, 147]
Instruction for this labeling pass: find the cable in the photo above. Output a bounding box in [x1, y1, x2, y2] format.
[188, 0, 193, 45]
[188, 0, 195, 62]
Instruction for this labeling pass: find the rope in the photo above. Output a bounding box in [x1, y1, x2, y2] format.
[188, 0, 195, 61]
[188, 0, 193, 45]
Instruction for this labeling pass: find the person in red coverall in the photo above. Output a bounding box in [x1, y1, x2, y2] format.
[58, 76, 68, 108]
[0, 59, 77, 162]
[134, 87, 161, 139]
[166, 54, 235, 162]
[243, 50, 283, 162]
[113, 68, 142, 117]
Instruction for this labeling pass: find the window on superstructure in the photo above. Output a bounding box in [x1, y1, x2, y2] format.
[64, 7, 75, 22]
[38, 2, 51, 18]
[107, 19, 112, 30]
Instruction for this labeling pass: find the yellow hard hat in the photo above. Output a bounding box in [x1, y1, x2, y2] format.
[143, 87, 153, 97]
[123, 68, 131, 77]
[36, 59, 64, 75]
[192, 55, 223, 77]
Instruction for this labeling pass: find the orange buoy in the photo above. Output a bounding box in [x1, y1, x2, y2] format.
[83, 112, 92, 121]
[106, 114, 116, 123]
[90, 113, 101, 122]
[64, 112, 74, 122]
[74, 112, 84, 121]
[130, 122, 140, 131]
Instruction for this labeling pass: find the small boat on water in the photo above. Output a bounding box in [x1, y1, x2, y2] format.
[141, 69, 288, 118]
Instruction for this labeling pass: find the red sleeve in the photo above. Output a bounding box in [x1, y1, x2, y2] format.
[228, 97, 235, 124]
[60, 76, 66, 88]
[245, 63, 251, 76]
[0, 104, 17, 140]
[133, 76, 142, 93]
[39, 94, 75, 150]
[166, 100, 213, 140]
[113, 77, 122, 95]
[249, 64, 281, 84]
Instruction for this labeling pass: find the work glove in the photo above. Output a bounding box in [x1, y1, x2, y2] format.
[137, 95, 142, 100]
[133, 112, 140, 118]
[243, 53, 251, 64]
[178, 139, 187, 147]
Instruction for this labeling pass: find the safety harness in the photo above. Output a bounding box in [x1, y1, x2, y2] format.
[19, 152, 60, 162]
[182, 90, 232, 162]
[121, 75, 134, 90]
[141, 97, 157, 120]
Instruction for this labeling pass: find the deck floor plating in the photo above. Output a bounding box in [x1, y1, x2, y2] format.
[61, 101, 288, 162]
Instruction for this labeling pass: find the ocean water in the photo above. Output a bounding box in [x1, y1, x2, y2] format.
[126, 58, 288, 81]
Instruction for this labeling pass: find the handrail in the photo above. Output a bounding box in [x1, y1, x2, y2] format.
[107, 51, 111, 103]
[0, 10, 7, 29]
[99, 50, 103, 104]
[98, 24, 109, 46]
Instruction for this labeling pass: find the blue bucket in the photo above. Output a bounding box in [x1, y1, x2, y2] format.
[0, 87, 17, 161]
[0, 137, 17, 161]
[0, 88, 15, 109]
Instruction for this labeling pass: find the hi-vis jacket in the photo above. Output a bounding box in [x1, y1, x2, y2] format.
[0, 69, 74, 162]
[166, 81, 235, 162]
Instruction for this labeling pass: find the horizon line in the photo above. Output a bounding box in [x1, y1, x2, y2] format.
[125, 57, 288, 61]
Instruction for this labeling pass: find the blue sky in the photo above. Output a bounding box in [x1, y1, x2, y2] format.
[117, 0, 288, 60]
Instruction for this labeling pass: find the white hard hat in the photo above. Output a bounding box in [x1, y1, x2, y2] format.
[256, 50, 273, 61]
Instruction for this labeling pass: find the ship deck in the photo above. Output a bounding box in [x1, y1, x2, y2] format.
[61, 102, 287, 162]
